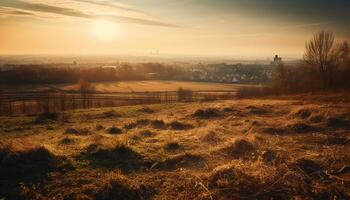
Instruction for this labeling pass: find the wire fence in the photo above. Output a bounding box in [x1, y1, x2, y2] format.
[0, 90, 236, 116]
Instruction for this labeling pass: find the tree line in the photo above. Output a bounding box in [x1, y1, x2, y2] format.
[0, 63, 187, 85]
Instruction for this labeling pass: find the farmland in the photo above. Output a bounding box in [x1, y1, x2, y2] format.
[0, 80, 248, 93]
[0, 81, 257, 116]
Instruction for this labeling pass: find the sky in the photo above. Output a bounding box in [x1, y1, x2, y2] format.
[0, 0, 349, 58]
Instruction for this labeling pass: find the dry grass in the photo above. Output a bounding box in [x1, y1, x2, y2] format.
[61, 80, 241, 93]
[1, 93, 350, 199]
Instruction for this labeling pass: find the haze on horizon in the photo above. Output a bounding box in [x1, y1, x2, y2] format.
[0, 0, 349, 58]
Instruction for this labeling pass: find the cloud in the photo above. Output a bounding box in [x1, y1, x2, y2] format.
[281, 22, 331, 30]
[0, 7, 35, 16]
[0, 0, 178, 27]
[73, 0, 145, 14]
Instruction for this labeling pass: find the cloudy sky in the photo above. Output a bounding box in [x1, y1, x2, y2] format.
[0, 0, 349, 58]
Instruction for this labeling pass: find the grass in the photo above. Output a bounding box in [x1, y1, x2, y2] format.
[0, 92, 350, 199]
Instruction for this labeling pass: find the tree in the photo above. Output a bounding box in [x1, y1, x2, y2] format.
[338, 41, 349, 67]
[303, 31, 338, 88]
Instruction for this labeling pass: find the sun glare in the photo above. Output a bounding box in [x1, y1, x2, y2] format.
[91, 20, 118, 40]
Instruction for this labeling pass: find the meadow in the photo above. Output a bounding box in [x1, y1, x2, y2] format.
[1, 92, 349, 199]
[1, 80, 245, 93]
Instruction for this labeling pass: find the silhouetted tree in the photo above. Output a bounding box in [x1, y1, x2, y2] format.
[303, 31, 338, 88]
[338, 41, 350, 67]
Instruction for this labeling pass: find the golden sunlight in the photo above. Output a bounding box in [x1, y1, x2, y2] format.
[90, 20, 118, 40]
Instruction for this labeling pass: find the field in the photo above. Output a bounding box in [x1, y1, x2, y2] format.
[0, 80, 247, 93]
[1, 93, 350, 199]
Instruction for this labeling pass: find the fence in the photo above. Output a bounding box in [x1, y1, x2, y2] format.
[0, 91, 236, 116]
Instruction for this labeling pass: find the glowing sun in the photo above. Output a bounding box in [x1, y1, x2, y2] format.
[91, 20, 118, 40]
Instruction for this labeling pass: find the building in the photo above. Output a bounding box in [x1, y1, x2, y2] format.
[272, 55, 282, 65]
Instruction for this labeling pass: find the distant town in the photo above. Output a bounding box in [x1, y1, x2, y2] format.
[0, 55, 294, 85]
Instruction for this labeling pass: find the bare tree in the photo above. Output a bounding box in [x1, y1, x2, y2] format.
[338, 41, 349, 67]
[303, 31, 338, 88]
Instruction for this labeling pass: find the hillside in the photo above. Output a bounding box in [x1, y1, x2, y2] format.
[1, 93, 350, 200]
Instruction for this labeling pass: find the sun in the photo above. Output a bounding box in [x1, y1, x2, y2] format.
[91, 20, 118, 40]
